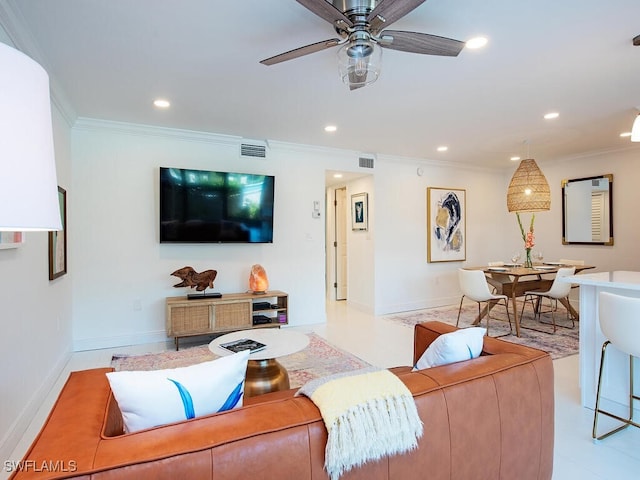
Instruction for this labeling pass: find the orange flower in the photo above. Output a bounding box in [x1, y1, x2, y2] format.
[516, 212, 536, 249]
[525, 231, 535, 249]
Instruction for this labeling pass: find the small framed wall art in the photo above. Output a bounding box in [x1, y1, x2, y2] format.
[49, 186, 67, 280]
[427, 187, 466, 262]
[351, 192, 368, 231]
[0, 231, 25, 249]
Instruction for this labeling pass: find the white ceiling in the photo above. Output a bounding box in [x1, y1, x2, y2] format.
[6, 0, 640, 168]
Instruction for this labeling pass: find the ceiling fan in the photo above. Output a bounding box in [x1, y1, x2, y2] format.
[260, 0, 465, 90]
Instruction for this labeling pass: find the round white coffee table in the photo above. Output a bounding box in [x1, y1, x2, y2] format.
[209, 329, 309, 396]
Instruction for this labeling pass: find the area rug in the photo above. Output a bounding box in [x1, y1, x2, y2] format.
[111, 333, 371, 389]
[385, 301, 579, 360]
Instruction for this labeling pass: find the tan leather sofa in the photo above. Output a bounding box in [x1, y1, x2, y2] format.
[10, 321, 553, 479]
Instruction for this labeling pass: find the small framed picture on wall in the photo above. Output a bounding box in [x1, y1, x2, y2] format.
[49, 186, 67, 280]
[351, 192, 368, 231]
[0, 231, 25, 249]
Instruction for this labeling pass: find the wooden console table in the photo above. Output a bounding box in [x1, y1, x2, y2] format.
[166, 290, 288, 350]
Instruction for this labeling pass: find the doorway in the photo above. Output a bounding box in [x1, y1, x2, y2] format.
[335, 187, 347, 300]
[324, 171, 373, 306]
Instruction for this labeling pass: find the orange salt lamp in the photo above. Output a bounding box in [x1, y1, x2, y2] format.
[249, 264, 269, 294]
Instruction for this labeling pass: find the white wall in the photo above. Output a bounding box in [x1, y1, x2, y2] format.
[346, 176, 376, 312]
[71, 119, 539, 344]
[372, 158, 513, 314]
[0, 101, 73, 459]
[70, 120, 373, 350]
[323, 158, 518, 315]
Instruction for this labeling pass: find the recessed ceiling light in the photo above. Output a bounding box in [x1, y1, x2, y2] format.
[437, 146, 448, 152]
[333, 173, 343, 178]
[153, 98, 170, 108]
[466, 36, 488, 49]
[510, 156, 521, 161]
[620, 132, 632, 138]
[544, 112, 559, 120]
[324, 125, 337, 133]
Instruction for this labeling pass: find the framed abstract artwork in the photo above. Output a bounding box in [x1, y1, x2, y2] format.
[427, 187, 466, 262]
[351, 192, 368, 231]
[49, 186, 67, 280]
[0, 231, 25, 249]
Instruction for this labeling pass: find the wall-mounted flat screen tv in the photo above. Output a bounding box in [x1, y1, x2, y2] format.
[160, 167, 275, 243]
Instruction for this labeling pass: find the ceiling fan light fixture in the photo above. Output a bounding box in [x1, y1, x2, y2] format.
[347, 41, 373, 59]
[337, 40, 381, 89]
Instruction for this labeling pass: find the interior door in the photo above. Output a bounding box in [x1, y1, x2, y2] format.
[335, 187, 347, 300]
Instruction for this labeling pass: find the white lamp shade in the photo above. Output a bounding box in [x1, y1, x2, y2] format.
[631, 113, 640, 142]
[0, 42, 61, 231]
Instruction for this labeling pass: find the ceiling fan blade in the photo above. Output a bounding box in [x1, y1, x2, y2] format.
[260, 38, 341, 66]
[379, 30, 465, 56]
[367, 0, 427, 32]
[296, 0, 353, 28]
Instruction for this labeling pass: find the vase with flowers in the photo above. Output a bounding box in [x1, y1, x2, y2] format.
[516, 212, 535, 268]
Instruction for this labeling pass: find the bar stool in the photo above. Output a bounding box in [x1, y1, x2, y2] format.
[592, 291, 640, 440]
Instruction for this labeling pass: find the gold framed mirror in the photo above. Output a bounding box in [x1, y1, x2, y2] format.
[562, 174, 613, 245]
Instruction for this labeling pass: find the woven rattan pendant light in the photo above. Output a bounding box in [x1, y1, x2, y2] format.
[506, 158, 551, 212]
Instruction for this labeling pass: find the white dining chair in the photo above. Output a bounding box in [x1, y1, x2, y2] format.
[521, 266, 576, 332]
[457, 268, 512, 336]
[592, 292, 640, 440]
[559, 259, 585, 290]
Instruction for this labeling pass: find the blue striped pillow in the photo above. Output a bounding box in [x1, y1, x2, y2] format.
[106, 350, 249, 433]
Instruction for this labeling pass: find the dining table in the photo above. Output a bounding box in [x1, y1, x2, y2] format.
[465, 263, 595, 337]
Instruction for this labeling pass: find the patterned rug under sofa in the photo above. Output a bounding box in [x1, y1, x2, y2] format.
[111, 332, 371, 389]
[385, 301, 579, 360]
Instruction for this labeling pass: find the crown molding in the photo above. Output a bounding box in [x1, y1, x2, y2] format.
[73, 117, 242, 147]
[539, 143, 640, 165]
[0, 0, 77, 127]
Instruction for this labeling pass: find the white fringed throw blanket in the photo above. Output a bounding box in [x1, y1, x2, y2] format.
[296, 367, 423, 480]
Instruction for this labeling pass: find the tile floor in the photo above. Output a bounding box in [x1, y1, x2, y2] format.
[7, 301, 640, 480]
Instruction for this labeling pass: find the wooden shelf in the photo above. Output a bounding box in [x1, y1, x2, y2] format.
[166, 290, 288, 350]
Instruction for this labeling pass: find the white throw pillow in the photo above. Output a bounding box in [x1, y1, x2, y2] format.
[412, 327, 486, 371]
[106, 350, 250, 433]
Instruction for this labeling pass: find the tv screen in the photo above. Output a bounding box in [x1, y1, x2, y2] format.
[160, 167, 274, 243]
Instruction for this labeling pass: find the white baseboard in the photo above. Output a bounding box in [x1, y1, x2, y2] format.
[346, 299, 375, 314]
[375, 295, 460, 316]
[73, 330, 169, 352]
[0, 348, 72, 465]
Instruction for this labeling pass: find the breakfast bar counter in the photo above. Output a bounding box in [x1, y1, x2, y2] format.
[560, 271, 640, 410]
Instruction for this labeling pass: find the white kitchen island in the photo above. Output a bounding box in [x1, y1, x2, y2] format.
[561, 271, 640, 412]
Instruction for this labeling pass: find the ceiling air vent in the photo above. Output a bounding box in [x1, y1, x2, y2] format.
[240, 141, 267, 159]
[359, 157, 374, 169]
